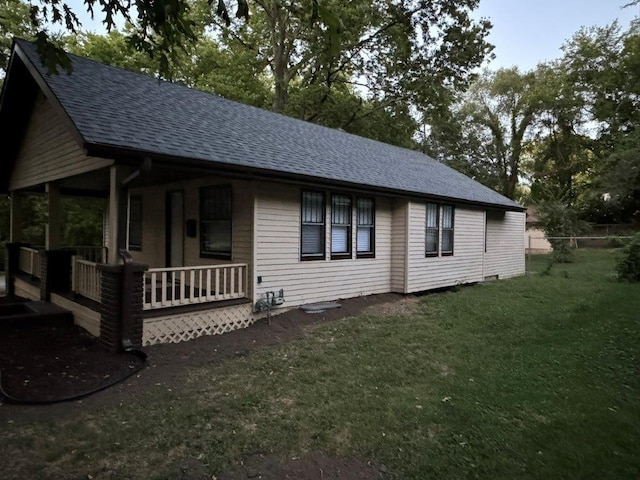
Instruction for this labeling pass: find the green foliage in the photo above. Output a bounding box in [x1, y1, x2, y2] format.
[424, 67, 541, 200]
[537, 200, 590, 263]
[61, 197, 104, 246]
[617, 232, 640, 282]
[0, 0, 37, 75]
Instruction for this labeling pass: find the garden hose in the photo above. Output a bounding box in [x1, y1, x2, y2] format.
[0, 349, 147, 405]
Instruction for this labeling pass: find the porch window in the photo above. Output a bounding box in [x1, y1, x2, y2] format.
[128, 195, 142, 251]
[425, 202, 438, 257]
[331, 194, 352, 259]
[301, 191, 325, 260]
[356, 197, 375, 258]
[200, 185, 232, 259]
[441, 205, 454, 255]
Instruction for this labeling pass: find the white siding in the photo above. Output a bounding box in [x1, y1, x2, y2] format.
[128, 177, 253, 272]
[390, 199, 407, 293]
[485, 211, 526, 278]
[406, 203, 485, 292]
[254, 183, 392, 307]
[10, 92, 113, 190]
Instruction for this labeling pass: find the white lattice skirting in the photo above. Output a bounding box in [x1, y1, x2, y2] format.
[143, 303, 256, 346]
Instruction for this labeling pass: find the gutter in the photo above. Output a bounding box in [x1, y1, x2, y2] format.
[85, 143, 526, 213]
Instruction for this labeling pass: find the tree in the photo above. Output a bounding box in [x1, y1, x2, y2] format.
[526, 62, 595, 206]
[425, 67, 541, 200]
[13, 0, 346, 78]
[0, 0, 37, 75]
[218, 0, 492, 120]
[557, 22, 640, 222]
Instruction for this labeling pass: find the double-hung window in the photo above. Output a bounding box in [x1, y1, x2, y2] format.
[128, 195, 143, 251]
[331, 194, 352, 259]
[200, 185, 232, 259]
[425, 203, 439, 256]
[301, 191, 325, 260]
[441, 205, 454, 255]
[425, 203, 454, 256]
[356, 198, 375, 258]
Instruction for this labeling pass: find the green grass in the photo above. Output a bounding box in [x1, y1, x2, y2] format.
[2, 249, 639, 479]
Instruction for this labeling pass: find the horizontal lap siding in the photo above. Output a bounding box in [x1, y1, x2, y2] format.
[10, 93, 112, 190]
[485, 211, 525, 278]
[407, 203, 484, 292]
[129, 178, 253, 271]
[255, 184, 392, 307]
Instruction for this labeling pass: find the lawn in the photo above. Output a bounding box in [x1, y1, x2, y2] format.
[1, 249, 639, 479]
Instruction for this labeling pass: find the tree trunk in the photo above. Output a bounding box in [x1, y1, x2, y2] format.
[270, 2, 289, 112]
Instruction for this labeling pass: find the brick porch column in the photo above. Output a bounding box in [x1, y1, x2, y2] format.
[98, 261, 148, 352]
[5, 242, 24, 297]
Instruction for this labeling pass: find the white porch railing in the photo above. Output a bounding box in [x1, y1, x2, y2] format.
[71, 257, 102, 303]
[19, 247, 41, 278]
[143, 264, 248, 310]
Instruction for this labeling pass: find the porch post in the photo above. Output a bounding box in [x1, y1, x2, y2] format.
[9, 191, 24, 243]
[98, 260, 147, 351]
[45, 183, 62, 250]
[107, 166, 128, 264]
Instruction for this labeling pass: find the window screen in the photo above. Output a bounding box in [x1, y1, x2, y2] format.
[301, 191, 325, 259]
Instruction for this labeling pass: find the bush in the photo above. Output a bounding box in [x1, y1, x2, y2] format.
[617, 233, 640, 282]
[537, 201, 590, 264]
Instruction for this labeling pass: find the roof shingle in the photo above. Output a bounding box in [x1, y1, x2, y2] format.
[14, 39, 522, 210]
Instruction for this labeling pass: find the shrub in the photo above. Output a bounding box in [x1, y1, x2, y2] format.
[617, 233, 640, 282]
[537, 201, 590, 264]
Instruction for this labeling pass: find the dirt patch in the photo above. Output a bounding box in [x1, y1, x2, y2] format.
[0, 293, 408, 420]
[218, 453, 384, 480]
[0, 320, 144, 403]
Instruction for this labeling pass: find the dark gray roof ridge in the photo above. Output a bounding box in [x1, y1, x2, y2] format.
[14, 38, 522, 210]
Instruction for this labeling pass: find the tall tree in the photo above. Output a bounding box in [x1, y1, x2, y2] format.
[0, 0, 37, 74]
[425, 68, 541, 199]
[213, 0, 492, 121]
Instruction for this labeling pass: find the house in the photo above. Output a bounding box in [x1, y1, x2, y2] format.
[0, 39, 525, 350]
[525, 207, 553, 253]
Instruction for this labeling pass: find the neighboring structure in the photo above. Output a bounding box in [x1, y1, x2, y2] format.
[0, 39, 526, 349]
[525, 207, 553, 254]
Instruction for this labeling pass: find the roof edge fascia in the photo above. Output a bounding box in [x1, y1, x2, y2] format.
[86, 142, 526, 212]
[12, 40, 88, 152]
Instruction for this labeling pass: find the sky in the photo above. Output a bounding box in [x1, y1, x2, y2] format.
[60, 0, 639, 71]
[475, 0, 639, 70]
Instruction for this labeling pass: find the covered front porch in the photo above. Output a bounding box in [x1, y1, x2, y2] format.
[5, 164, 256, 348]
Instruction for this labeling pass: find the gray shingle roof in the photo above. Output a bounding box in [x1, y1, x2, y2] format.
[15, 39, 522, 210]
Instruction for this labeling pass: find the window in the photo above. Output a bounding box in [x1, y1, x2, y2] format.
[200, 185, 232, 259]
[441, 205, 454, 255]
[301, 191, 325, 259]
[356, 197, 375, 258]
[425, 203, 439, 256]
[425, 203, 454, 256]
[128, 195, 142, 251]
[331, 194, 352, 259]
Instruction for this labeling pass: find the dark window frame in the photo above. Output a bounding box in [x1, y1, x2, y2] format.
[356, 197, 375, 259]
[441, 204, 455, 256]
[199, 185, 233, 260]
[425, 202, 439, 257]
[330, 193, 353, 260]
[128, 194, 142, 251]
[300, 190, 326, 261]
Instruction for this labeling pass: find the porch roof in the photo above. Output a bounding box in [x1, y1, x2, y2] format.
[2, 39, 523, 211]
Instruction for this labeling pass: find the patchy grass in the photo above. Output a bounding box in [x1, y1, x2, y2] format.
[2, 249, 639, 479]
